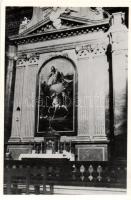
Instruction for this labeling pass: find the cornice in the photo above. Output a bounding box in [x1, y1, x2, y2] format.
[18, 17, 50, 37]
[17, 12, 109, 37]
[18, 15, 88, 37]
[9, 22, 109, 46]
[16, 37, 108, 56]
[16, 42, 108, 66]
[61, 15, 109, 25]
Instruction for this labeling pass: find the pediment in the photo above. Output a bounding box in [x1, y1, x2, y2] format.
[18, 7, 110, 37]
[9, 7, 110, 45]
[18, 16, 89, 37]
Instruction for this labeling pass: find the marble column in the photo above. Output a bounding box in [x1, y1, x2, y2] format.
[108, 12, 128, 137]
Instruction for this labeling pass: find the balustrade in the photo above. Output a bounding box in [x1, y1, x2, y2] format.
[4, 160, 126, 194]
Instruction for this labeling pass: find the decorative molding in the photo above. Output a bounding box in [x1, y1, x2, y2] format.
[6, 52, 17, 61]
[75, 43, 107, 59]
[10, 23, 109, 45]
[16, 58, 26, 67]
[19, 17, 30, 34]
[17, 38, 109, 56]
[8, 137, 21, 143]
[27, 19, 85, 35]
[17, 7, 110, 36]
[16, 53, 40, 67]
[28, 55, 40, 66]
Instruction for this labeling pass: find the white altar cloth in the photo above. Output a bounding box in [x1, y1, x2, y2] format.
[18, 152, 75, 161]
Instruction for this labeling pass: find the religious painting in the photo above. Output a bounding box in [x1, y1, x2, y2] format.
[37, 57, 76, 135]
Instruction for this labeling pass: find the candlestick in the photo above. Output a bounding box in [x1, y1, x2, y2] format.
[32, 142, 36, 154]
[60, 143, 62, 153]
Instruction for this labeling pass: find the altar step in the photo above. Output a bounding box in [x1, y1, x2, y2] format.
[53, 185, 126, 195]
[4, 184, 126, 195]
[4, 160, 127, 194]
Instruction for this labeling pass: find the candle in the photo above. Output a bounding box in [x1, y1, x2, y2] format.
[40, 141, 43, 153]
[64, 141, 66, 151]
[58, 140, 60, 153]
[37, 145, 39, 154]
[44, 140, 46, 153]
[70, 141, 72, 152]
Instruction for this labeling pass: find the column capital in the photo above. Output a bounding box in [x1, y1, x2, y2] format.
[16, 53, 40, 67]
[6, 45, 17, 60]
[75, 43, 107, 59]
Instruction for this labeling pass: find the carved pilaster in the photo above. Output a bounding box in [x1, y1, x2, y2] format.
[10, 53, 40, 142]
[20, 53, 40, 141]
[76, 43, 108, 141]
[10, 63, 25, 142]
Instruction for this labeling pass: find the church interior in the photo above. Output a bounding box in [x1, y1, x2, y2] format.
[4, 7, 128, 194]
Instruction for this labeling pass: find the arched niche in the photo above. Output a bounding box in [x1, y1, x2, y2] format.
[36, 56, 77, 136]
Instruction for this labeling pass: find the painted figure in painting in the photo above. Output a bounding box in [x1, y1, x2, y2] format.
[38, 61, 74, 133]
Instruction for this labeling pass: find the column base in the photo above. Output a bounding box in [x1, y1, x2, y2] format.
[7, 144, 32, 160]
[21, 137, 35, 142]
[8, 137, 21, 143]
